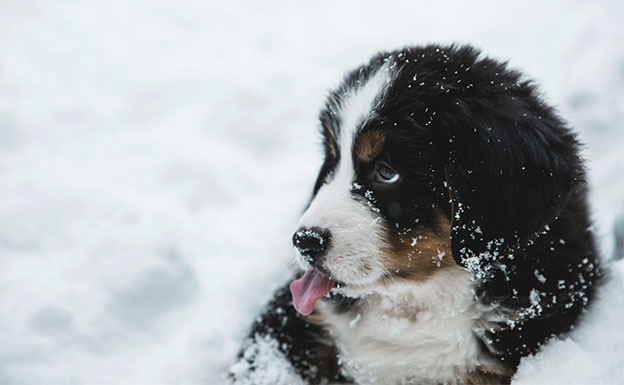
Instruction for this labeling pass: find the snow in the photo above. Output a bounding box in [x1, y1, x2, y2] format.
[230, 334, 305, 385]
[514, 262, 624, 385]
[0, 0, 622, 384]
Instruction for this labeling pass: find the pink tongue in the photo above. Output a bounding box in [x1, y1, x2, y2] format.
[289, 269, 335, 316]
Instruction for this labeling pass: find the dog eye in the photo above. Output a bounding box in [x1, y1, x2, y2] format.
[376, 163, 400, 184]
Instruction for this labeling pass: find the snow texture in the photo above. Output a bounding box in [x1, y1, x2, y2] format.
[0, 0, 622, 384]
[229, 334, 305, 385]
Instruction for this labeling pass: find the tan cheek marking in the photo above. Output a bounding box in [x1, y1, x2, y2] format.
[381, 213, 454, 282]
[356, 129, 386, 162]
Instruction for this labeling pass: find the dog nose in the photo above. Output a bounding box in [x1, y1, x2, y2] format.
[292, 227, 330, 259]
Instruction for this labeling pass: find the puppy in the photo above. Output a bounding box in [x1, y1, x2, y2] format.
[230, 44, 602, 385]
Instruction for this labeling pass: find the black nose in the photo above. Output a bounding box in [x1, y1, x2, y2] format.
[292, 227, 330, 260]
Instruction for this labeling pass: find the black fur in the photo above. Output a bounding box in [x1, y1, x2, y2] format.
[231, 44, 601, 384]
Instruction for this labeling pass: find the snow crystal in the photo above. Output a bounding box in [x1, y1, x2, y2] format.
[529, 289, 541, 307]
[534, 270, 547, 284]
[363, 190, 381, 213]
[294, 228, 325, 245]
[432, 249, 446, 267]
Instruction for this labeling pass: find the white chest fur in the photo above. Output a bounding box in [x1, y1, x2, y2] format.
[318, 267, 496, 385]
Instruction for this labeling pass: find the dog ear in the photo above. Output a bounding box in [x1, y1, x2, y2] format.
[437, 91, 583, 276]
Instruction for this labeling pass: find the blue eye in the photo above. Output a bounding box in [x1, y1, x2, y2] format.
[376, 163, 400, 184]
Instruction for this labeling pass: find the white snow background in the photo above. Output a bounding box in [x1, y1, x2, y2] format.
[1, 0, 623, 384]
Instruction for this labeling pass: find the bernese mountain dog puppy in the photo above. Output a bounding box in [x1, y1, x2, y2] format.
[230, 44, 602, 385]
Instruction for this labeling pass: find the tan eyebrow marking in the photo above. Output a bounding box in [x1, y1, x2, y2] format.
[327, 136, 338, 159]
[355, 129, 386, 162]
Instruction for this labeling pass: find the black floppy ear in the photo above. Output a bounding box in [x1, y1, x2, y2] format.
[438, 91, 583, 274]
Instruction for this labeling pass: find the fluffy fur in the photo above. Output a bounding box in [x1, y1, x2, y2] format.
[230, 44, 602, 385]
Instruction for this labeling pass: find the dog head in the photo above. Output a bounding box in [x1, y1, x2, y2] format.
[290, 45, 582, 314]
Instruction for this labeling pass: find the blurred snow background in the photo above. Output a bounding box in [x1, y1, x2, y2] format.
[0, 0, 623, 383]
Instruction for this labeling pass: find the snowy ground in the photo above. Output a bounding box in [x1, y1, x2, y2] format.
[0, 1, 623, 384]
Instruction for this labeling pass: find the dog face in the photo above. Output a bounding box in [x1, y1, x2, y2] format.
[292, 45, 582, 298]
[294, 60, 453, 294]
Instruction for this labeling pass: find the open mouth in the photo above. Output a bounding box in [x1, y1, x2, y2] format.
[289, 268, 336, 316]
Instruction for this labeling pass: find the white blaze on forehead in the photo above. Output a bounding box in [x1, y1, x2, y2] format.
[330, 62, 394, 192]
[337, 62, 393, 168]
[297, 62, 394, 284]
